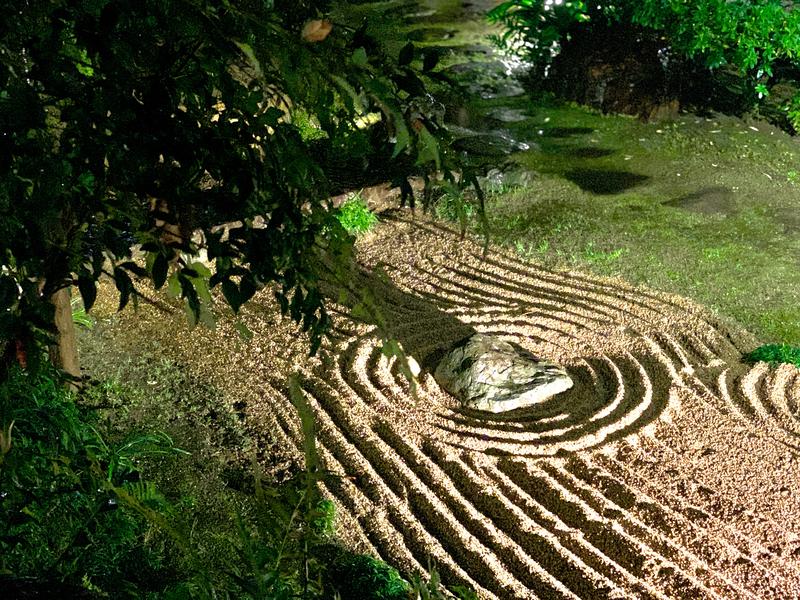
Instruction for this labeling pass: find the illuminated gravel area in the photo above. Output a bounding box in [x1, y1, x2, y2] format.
[89, 212, 800, 599]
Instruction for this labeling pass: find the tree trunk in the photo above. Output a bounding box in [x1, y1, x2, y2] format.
[49, 287, 81, 386]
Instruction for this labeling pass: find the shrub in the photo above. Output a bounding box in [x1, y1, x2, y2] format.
[490, 0, 800, 129]
[435, 185, 475, 224]
[744, 344, 800, 368]
[0, 367, 179, 596]
[322, 550, 409, 600]
[336, 195, 379, 236]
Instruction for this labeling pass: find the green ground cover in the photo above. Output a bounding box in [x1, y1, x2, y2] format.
[473, 95, 800, 344]
[744, 344, 800, 368]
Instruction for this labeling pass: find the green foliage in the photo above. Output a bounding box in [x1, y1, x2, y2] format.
[0, 350, 474, 597]
[293, 109, 329, 142]
[491, 0, 800, 129]
[744, 344, 800, 368]
[0, 367, 181, 595]
[216, 473, 331, 599]
[582, 242, 627, 265]
[0, 322, 476, 599]
[71, 295, 94, 330]
[111, 373, 344, 599]
[0, 359, 394, 598]
[409, 562, 478, 600]
[629, 0, 800, 76]
[0, 0, 456, 362]
[336, 194, 379, 236]
[433, 179, 490, 244]
[488, 0, 590, 70]
[323, 551, 409, 600]
[311, 499, 337, 538]
[435, 182, 476, 225]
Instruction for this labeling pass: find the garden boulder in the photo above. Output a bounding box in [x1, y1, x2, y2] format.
[434, 334, 572, 413]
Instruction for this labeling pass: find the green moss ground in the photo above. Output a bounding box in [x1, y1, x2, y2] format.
[475, 96, 800, 343]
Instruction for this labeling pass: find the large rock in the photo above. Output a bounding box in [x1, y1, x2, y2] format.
[434, 334, 572, 413]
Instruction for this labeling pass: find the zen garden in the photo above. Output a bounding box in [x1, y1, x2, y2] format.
[4, 0, 800, 598]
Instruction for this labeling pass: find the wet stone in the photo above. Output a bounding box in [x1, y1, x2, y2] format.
[442, 62, 526, 100]
[434, 334, 573, 413]
[479, 167, 537, 193]
[406, 27, 457, 42]
[450, 129, 533, 157]
[485, 107, 531, 123]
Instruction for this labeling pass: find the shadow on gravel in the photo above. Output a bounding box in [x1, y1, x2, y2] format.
[331, 217, 670, 455]
[338, 266, 476, 373]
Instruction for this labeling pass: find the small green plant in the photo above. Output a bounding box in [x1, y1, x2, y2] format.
[702, 247, 729, 261]
[71, 295, 94, 329]
[292, 108, 328, 142]
[323, 551, 409, 600]
[744, 344, 800, 368]
[310, 498, 337, 538]
[583, 242, 627, 264]
[787, 169, 799, 184]
[336, 194, 379, 236]
[513, 239, 549, 260]
[435, 182, 476, 235]
[513, 240, 532, 259]
[536, 239, 550, 254]
[0, 367, 180, 595]
[410, 561, 478, 600]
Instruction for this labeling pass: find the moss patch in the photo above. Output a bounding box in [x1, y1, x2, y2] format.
[744, 344, 800, 367]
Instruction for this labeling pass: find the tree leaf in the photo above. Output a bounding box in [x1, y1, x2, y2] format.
[415, 124, 441, 169]
[0, 275, 18, 311]
[180, 276, 200, 323]
[331, 75, 364, 115]
[392, 120, 411, 158]
[351, 47, 368, 68]
[120, 261, 148, 278]
[77, 276, 97, 312]
[113, 267, 133, 311]
[151, 252, 168, 290]
[221, 279, 241, 312]
[193, 275, 213, 305]
[398, 42, 414, 66]
[166, 273, 182, 298]
[392, 70, 426, 97]
[187, 261, 211, 278]
[422, 48, 440, 72]
[238, 274, 257, 306]
[233, 40, 262, 78]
